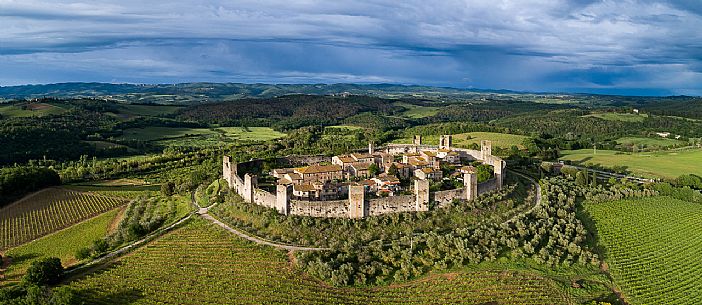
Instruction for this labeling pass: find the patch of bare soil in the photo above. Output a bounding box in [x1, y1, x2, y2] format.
[108, 206, 128, 234]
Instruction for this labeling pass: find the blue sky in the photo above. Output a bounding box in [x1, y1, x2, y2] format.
[1, 0, 701, 96]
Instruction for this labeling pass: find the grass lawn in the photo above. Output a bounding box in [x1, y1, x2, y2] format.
[393, 132, 529, 149]
[560, 148, 702, 179]
[584, 112, 648, 122]
[393, 101, 440, 118]
[586, 197, 702, 305]
[0, 103, 67, 117]
[2, 209, 120, 284]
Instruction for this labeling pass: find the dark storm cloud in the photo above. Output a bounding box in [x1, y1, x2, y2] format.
[0, 0, 701, 95]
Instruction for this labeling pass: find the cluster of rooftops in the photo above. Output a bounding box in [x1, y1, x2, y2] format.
[270, 143, 483, 201]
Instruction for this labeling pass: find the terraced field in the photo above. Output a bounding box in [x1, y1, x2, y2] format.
[587, 196, 702, 305]
[0, 188, 127, 249]
[68, 218, 570, 304]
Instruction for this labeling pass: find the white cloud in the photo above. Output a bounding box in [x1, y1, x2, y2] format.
[0, 0, 700, 94]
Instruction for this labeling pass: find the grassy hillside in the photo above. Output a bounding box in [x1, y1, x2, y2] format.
[586, 197, 702, 305]
[560, 149, 702, 179]
[66, 218, 570, 304]
[2, 208, 120, 284]
[0, 102, 67, 117]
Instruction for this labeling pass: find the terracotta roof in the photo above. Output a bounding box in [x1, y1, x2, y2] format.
[422, 150, 437, 157]
[421, 167, 437, 174]
[298, 164, 342, 174]
[360, 180, 375, 186]
[393, 162, 409, 168]
[273, 168, 294, 174]
[293, 184, 316, 192]
[337, 156, 355, 163]
[351, 153, 373, 160]
[287, 173, 302, 180]
[351, 162, 373, 170]
[409, 159, 429, 166]
[278, 177, 292, 185]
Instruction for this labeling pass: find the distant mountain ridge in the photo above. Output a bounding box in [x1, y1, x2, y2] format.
[0, 82, 528, 101]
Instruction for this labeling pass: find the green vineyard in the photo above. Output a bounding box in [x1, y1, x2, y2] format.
[68, 218, 571, 304]
[0, 188, 127, 249]
[587, 196, 702, 305]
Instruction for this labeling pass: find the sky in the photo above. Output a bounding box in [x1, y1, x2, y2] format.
[1, 0, 701, 96]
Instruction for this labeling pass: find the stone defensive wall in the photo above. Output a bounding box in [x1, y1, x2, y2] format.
[222, 140, 506, 219]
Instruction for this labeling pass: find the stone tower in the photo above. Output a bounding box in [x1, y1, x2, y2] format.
[348, 185, 366, 218]
[243, 174, 257, 203]
[463, 167, 478, 201]
[276, 184, 291, 215]
[439, 135, 452, 149]
[222, 156, 237, 188]
[494, 159, 504, 189]
[415, 179, 430, 212]
[413, 135, 422, 145]
[368, 142, 374, 155]
[481, 140, 492, 160]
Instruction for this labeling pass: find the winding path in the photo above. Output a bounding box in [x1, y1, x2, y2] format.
[194, 193, 330, 251]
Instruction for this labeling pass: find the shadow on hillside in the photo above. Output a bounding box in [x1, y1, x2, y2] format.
[575, 205, 608, 260]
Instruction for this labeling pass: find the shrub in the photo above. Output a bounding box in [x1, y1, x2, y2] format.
[23, 257, 64, 286]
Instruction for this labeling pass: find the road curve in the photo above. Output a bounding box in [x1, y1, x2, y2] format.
[194, 191, 330, 251]
[199, 212, 330, 251]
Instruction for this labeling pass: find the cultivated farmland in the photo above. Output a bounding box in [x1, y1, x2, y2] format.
[560, 148, 702, 179]
[68, 218, 570, 305]
[587, 196, 702, 305]
[2, 208, 120, 283]
[0, 188, 127, 249]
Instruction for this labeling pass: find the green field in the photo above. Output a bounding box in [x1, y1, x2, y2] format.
[560, 148, 702, 179]
[0, 188, 127, 249]
[67, 218, 570, 304]
[586, 197, 702, 305]
[0, 103, 67, 117]
[393, 102, 440, 118]
[216, 127, 287, 141]
[2, 209, 120, 283]
[585, 112, 648, 122]
[118, 126, 285, 143]
[393, 132, 529, 149]
[616, 137, 687, 149]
